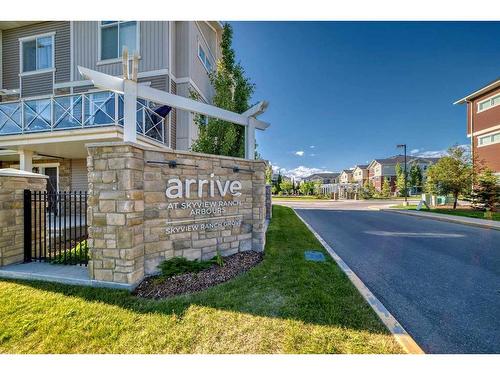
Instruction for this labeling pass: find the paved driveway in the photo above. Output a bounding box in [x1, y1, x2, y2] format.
[285, 201, 500, 353]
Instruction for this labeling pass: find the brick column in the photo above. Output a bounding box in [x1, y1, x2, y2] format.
[87, 144, 145, 286]
[0, 169, 47, 267]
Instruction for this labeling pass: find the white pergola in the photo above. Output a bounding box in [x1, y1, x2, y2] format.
[78, 65, 270, 159]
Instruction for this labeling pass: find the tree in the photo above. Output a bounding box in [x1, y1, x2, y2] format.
[425, 145, 473, 209]
[279, 180, 293, 195]
[381, 177, 392, 198]
[409, 163, 423, 193]
[191, 23, 255, 157]
[274, 172, 283, 194]
[361, 179, 376, 199]
[265, 165, 273, 185]
[299, 181, 315, 196]
[472, 168, 499, 211]
[395, 163, 407, 197]
[313, 180, 323, 197]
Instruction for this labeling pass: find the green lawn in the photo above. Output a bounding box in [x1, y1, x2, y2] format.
[0, 205, 402, 354]
[390, 205, 500, 221]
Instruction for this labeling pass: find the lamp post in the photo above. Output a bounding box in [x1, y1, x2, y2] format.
[397, 144, 408, 206]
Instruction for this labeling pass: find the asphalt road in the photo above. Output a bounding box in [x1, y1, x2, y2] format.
[293, 204, 500, 353]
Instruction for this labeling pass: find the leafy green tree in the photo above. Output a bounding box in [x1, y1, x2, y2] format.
[279, 180, 293, 195]
[395, 163, 408, 197]
[313, 180, 323, 197]
[425, 145, 473, 209]
[361, 179, 376, 199]
[191, 23, 255, 157]
[409, 162, 423, 193]
[273, 172, 282, 193]
[265, 165, 273, 185]
[381, 178, 392, 198]
[472, 168, 499, 211]
[299, 181, 315, 196]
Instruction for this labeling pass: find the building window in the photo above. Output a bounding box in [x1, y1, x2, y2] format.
[20, 34, 54, 73]
[477, 93, 500, 112]
[100, 21, 138, 61]
[478, 131, 500, 146]
[198, 44, 213, 72]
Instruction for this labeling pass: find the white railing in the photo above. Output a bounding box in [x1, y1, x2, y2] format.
[0, 90, 169, 146]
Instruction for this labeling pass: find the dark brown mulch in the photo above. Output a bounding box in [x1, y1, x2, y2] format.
[133, 251, 263, 299]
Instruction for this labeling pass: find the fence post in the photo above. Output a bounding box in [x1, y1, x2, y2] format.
[23, 189, 32, 263]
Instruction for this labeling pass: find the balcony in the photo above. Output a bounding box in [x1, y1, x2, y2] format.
[0, 90, 170, 147]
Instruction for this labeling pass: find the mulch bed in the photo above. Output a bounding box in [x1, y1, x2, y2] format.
[133, 251, 263, 299]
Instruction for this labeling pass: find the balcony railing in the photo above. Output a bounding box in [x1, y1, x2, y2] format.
[0, 90, 169, 146]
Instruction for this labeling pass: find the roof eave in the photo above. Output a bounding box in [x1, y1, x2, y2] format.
[453, 78, 500, 105]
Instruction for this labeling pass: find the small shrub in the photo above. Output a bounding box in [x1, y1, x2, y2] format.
[51, 240, 89, 265]
[158, 257, 214, 278]
[213, 250, 225, 267]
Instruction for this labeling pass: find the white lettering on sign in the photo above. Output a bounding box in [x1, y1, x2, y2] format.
[166, 173, 242, 199]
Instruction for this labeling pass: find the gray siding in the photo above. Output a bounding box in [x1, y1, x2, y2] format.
[189, 22, 215, 102]
[137, 75, 167, 91]
[1, 21, 70, 93]
[71, 159, 88, 191]
[174, 22, 189, 78]
[21, 72, 53, 97]
[72, 21, 169, 80]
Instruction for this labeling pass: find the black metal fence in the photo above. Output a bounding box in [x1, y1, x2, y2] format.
[24, 190, 88, 266]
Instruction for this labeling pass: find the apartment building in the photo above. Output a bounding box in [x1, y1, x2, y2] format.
[0, 21, 222, 192]
[352, 164, 368, 185]
[367, 155, 439, 192]
[454, 78, 500, 175]
[302, 172, 340, 184]
[339, 169, 354, 184]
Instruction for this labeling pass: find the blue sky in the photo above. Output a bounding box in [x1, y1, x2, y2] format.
[230, 21, 500, 178]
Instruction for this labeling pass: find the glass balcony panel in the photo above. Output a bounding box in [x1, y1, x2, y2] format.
[53, 95, 83, 129]
[83, 92, 116, 126]
[0, 102, 22, 134]
[24, 99, 51, 132]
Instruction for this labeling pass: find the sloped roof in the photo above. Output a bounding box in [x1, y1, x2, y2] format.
[304, 172, 340, 179]
[454, 77, 500, 104]
[354, 164, 368, 170]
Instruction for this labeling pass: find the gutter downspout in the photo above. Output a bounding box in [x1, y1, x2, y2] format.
[467, 99, 475, 189]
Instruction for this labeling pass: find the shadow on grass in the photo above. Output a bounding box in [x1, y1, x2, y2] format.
[1, 206, 390, 335]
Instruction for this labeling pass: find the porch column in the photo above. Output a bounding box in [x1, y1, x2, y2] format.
[123, 79, 138, 143]
[18, 150, 33, 172]
[245, 118, 257, 160]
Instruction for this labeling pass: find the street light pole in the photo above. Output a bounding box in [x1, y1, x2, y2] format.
[397, 144, 408, 206]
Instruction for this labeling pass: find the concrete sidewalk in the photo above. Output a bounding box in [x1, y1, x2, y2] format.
[382, 209, 500, 231]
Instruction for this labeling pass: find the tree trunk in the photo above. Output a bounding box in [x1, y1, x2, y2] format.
[453, 192, 458, 209]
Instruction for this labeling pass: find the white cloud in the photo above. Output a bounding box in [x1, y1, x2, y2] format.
[295, 150, 305, 156]
[272, 165, 332, 180]
[310, 145, 315, 149]
[310, 153, 316, 157]
[413, 144, 469, 158]
[410, 148, 420, 154]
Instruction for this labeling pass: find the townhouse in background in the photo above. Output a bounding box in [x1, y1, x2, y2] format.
[339, 169, 353, 184]
[368, 155, 439, 192]
[0, 21, 221, 192]
[454, 78, 500, 176]
[302, 172, 340, 184]
[352, 164, 368, 185]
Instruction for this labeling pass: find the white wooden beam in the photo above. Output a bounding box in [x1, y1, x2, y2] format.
[123, 80, 138, 143]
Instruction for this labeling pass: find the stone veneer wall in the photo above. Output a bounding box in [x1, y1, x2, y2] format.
[0, 169, 47, 266]
[86, 142, 267, 286]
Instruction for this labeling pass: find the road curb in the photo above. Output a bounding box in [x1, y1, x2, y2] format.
[293, 209, 425, 354]
[381, 209, 500, 231]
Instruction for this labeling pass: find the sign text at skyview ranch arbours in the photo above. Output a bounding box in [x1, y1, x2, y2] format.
[165, 173, 242, 199]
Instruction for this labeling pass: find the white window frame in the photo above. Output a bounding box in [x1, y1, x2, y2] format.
[97, 21, 141, 65]
[19, 32, 56, 76]
[478, 131, 500, 147]
[477, 93, 500, 113]
[197, 41, 213, 74]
